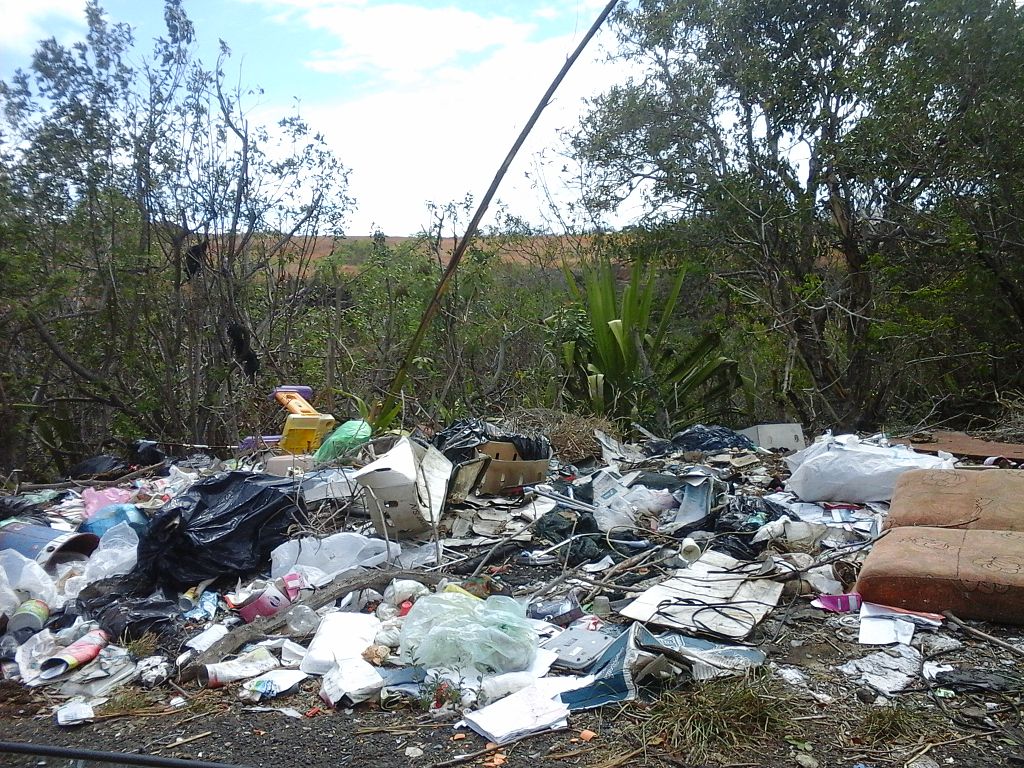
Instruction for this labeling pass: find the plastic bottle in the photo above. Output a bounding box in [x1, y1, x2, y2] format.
[284, 604, 320, 634]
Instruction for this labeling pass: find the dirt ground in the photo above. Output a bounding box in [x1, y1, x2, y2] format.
[2, 602, 1022, 768]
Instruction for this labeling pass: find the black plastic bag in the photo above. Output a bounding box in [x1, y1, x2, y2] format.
[135, 471, 307, 588]
[711, 495, 790, 560]
[432, 419, 550, 464]
[76, 591, 179, 641]
[535, 508, 607, 565]
[670, 425, 755, 453]
[129, 439, 169, 466]
[641, 438, 676, 457]
[66, 454, 129, 480]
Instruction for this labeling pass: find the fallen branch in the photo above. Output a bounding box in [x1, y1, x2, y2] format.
[942, 611, 1024, 659]
[152, 731, 213, 754]
[583, 548, 668, 603]
[181, 569, 441, 679]
[544, 746, 598, 760]
[900, 730, 997, 768]
[18, 462, 167, 491]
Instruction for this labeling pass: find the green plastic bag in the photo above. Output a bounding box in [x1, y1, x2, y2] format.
[314, 419, 371, 464]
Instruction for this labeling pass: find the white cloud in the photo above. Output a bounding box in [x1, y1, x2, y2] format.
[241, 0, 537, 89]
[294, 18, 625, 235]
[0, 0, 84, 55]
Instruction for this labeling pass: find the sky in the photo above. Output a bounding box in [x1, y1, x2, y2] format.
[0, 0, 631, 236]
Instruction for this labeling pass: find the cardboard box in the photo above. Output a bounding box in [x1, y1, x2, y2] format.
[353, 437, 452, 539]
[738, 423, 805, 451]
[475, 440, 549, 495]
[447, 455, 489, 503]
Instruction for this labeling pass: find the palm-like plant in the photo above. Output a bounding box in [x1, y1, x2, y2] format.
[549, 257, 742, 430]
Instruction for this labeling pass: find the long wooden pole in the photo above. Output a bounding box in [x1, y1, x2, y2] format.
[373, 0, 621, 422]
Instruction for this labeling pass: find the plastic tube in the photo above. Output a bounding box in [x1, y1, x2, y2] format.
[0, 741, 249, 768]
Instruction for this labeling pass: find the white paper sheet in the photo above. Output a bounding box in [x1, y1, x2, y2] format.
[463, 684, 569, 744]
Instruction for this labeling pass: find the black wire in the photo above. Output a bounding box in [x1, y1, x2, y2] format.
[0, 741, 250, 768]
[651, 595, 779, 644]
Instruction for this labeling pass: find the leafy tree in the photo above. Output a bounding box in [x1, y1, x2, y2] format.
[0, 1, 351, 474]
[573, 0, 1024, 429]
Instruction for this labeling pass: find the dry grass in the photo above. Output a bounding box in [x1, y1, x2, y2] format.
[854, 703, 940, 747]
[102, 686, 164, 714]
[125, 632, 159, 659]
[500, 407, 617, 464]
[625, 672, 799, 763]
[186, 688, 225, 715]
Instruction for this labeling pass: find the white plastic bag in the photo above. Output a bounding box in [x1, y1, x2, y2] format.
[271, 532, 399, 587]
[374, 617, 404, 648]
[622, 486, 678, 514]
[320, 658, 384, 706]
[398, 593, 537, 674]
[300, 612, 381, 675]
[0, 566, 19, 620]
[785, 434, 953, 502]
[381, 579, 430, 608]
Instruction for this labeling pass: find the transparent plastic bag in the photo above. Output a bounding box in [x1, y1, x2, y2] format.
[0, 549, 60, 608]
[63, 522, 140, 600]
[398, 592, 537, 674]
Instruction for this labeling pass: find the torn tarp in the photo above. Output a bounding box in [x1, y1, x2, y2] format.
[558, 623, 765, 711]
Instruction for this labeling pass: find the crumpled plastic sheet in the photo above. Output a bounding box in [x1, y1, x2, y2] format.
[399, 592, 537, 674]
[0, 495, 46, 523]
[670, 424, 755, 453]
[711, 495, 791, 560]
[431, 419, 550, 465]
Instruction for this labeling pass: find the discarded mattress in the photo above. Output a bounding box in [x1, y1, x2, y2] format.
[856, 526, 1024, 624]
[884, 468, 1024, 532]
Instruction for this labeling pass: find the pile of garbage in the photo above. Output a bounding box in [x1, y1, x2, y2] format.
[4, 413, 1015, 743]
